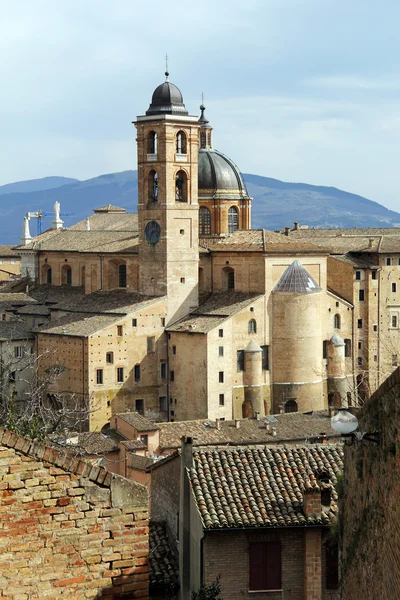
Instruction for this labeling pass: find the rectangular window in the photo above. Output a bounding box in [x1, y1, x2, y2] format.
[134, 364, 140, 382]
[355, 271, 361, 280]
[96, 369, 103, 385]
[159, 396, 167, 412]
[14, 346, 24, 358]
[393, 283, 397, 293]
[357, 319, 363, 328]
[387, 257, 391, 266]
[161, 317, 166, 327]
[117, 325, 123, 337]
[172, 345, 177, 355]
[373, 324, 378, 332]
[117, 367, 124, 382]
[359, 289, 365, 301]
[249, 541, 282, 591]
[219, 371, 224, 383]
[170, 370, 175, 382]
[261, 345, 269, 370]
[392, 315, 398, 328]
[326, 541, 339, 589]
[140, 434, 148, 446]
[219, 394, 224, 406]
[135, 399, 144, 415]
[237, 350, 245, 372]
[218, 346, 224, 357]
[147, 336, 155, 353]
[106, 352, 113, 364]
[132, 318, 137, 327]
[357, 357, 363, 367]
[358, 341, 362, 350]
[344, 339, 351, 358]
[371, 270, 377, 280]
[118, 264, 127, 288]
[218, 329, 223, 338]
[323, 340, 328, 359]
[161, 362, 167, 380]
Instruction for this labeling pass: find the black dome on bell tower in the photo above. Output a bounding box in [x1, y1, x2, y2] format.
[146, 72, 188, 116]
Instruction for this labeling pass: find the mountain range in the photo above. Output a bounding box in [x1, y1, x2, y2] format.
[1, 171, 399, 245]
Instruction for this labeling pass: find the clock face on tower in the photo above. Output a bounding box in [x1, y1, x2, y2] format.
[144, 220, 161, 244]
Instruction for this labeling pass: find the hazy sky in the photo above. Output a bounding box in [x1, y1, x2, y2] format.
[1, 0, 400, 209]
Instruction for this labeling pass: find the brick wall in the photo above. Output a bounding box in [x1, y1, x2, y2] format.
[341, 367, 400, 599]
[0, 428, 149, 599]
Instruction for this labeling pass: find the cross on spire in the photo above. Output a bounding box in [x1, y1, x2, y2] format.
[165, 54, 169, 80]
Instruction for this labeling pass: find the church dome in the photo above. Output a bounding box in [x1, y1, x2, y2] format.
[198, 148, 250, 199]
[146, 76, 188, 116]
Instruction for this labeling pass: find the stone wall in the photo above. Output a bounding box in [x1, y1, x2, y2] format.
[341, 367, 400, 599]
[0, 427, 149, 599]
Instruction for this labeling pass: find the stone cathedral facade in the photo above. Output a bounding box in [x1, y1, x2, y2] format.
[15, 74, 400, 431]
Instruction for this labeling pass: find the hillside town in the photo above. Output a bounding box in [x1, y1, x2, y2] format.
[0, 73, 399, 600]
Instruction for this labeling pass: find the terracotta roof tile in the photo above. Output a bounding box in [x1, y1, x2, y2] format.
[159, 411, 337, 450]
[149, 522, 179, 587]
[189, 444, 343, 529]
[17, 230, 139, 254]
[208, 230, 325, 254]
[117, 412, 160, 432]
[34, 312, 122, 337]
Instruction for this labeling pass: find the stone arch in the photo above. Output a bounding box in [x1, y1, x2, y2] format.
[61, 264, 72, 285]
[285, 399, 298, 413]
[147, 130, 157, 154]
[248, 319, 257, 334]
[42, 264, 52, 284]
[108, 259, 127, 289]
[175, 170, 188, 202]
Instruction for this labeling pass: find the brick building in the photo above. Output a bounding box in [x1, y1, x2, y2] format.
[179, 438, 343, 600]
[340, 366, 400, 599]
[0, 426, 149, 599]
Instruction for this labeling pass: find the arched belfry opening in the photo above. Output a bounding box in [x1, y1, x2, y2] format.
[147, 131, 157, 155]
[175, 170, 188, 202]
[176, 131, 187, 155]
[148, 170, 158, 203]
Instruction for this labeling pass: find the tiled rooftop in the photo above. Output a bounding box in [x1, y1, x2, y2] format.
[208, 229, 326, 254]
[117, 411, 160, 432]
[17, 229, 139, 254]
[149, 522, 179, 588]
[158, 411, 338, 450]
[34, 312, 122, 337]
[51, 290, 161, 315]
[283, 228, 400, 254]
[0, 245, 21, 257]
[189, 444, 343, 529]
[167, 292, 263, 333]
[0, 321, 34, 341]
[69, 209, 138, 232]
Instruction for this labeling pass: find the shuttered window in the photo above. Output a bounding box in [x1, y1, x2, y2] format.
[249, 541, 282, 591]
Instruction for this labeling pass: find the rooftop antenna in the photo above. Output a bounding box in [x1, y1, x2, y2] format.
[165, 54, 169, 81]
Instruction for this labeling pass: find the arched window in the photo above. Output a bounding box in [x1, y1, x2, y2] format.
[119, 264, 127, 288]
[285, 399, 298, 413]
[147, 131, 157, 155]
[248, 319, 257, 334]
[176, 131, 187, 154]
[61, 265, 72, 286]
[199, 207, 211, 235]
[228, 206, 239, 234]
[42, 264, 52, 284]
[333, 314, 341, 329]
[148, 170, 158, 203]
[222, 267, 235, 290]
[175, 170, 187, 202]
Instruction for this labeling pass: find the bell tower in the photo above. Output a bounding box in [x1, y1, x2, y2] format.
[134, 73, 199, 324]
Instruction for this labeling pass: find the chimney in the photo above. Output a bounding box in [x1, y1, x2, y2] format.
[369, 238, 373, 248]
[215, 418, 220, 430]
[235, 419, 240, 429]
[284, 227, 290, 236]
[254, 411, 260, 421]
[320, 432, 327, 444]
[328, 406, 335, 418]
[272, 427, 277, 437]
[294, 221, 299, 230]
[85, 217, 91, 231]
[303, 487, 322, 516]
